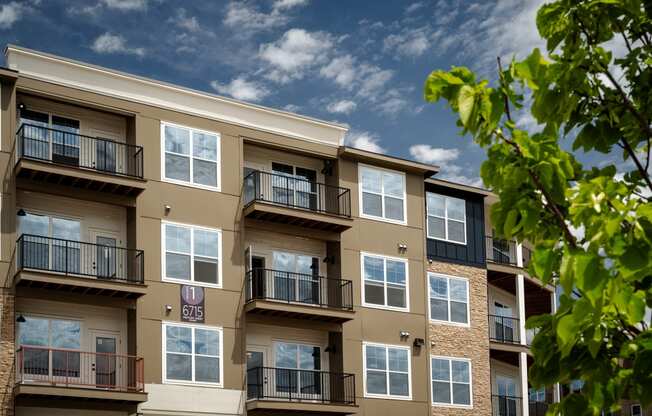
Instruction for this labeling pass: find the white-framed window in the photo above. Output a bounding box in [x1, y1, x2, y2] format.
[162, 322, 222, 386]
[162, 221, 222, 288]
[631, 404, 642, 416]
[363, 342, 411, 400]
[361, 252, 409, 311]
[161, 121, 220, 190]
[359, 164, 406, 224]
[431, 356, 472, 407]
[426, 192, 466, 244]
[428, 273, 469, 326]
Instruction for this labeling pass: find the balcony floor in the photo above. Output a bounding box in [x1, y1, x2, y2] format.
[15, 384, 147, 405]
[16, 158, 146, 198]
[244, 201, 352, 233]
[244, 299, 355, 323]
[246, 399, 357, 415]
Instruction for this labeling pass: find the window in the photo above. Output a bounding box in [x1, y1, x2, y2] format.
[359, 165, 406, 223]
[429, 273, 469, 325]
[631, 404, 642, 416]
[19, 109, 80, 164]
[162, 222, 221, 287]
[18, 211, 81, 273]
[431, 357, 472, 407]
[274, 342, 321, 395]
[426, 193, 466, 244]
[18, 316, 81, 378]
[163, 323, 222, 385]
[362, 253, 408, 311]
[162, 122, 220, 189]
[364, 343, 411, 399]
[271, 162, 318, 209]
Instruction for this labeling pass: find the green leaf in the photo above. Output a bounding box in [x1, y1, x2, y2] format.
[458, 85, 476, 128]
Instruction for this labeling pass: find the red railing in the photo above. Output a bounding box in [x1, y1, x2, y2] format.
[16, 345, 144, 392]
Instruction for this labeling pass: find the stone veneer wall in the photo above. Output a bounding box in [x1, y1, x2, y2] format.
[0, 290, 14, 416]
[427, 260, 491, 416]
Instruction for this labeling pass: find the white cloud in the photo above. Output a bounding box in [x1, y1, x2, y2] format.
[171, 8, 202, 33]
[259, 29, 334, 83]
[224, 0, 308, 33]
[405, 2, 424, 14]
[383, 26, 432, 58]
[326, 100, 357, 114]
[210, 76, 270, 102]
[273, 0, 309, 11]
[357, 64, 394, 100]
[0, 1, 27, 29]
[91, 32, 145, 56]
[102, 0, 147, 11]
[319, 55, 357, 89]
[283, 104, 302, 112]
[409, 144, 460, 164]
[344, 130, 385, 154]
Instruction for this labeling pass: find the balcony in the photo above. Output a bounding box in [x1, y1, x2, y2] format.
[15, 124, 145, 198]
[486, 236, 518, 266]
[15, 346, 146, 404]
[246, 367, 356, 415]
[245, 269, 354, 323]
[529, 401, 550, 416]
[15, 234, 146, 298]
[489, 315, 521, 344]
[492, 395, 522, 416]
[243, 171, 352, 233]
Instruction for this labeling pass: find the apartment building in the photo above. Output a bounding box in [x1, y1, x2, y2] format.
[0, 45, 645, 416]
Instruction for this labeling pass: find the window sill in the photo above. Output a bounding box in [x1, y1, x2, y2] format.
[361, 303, 410, 313]
[359, 213, 407, 226]
[162, 177, 221, 193]
[429, 319, 470, 328]
[162, 278, 222, 289]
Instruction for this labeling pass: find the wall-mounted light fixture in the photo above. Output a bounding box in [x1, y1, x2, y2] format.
[164, 205, 171, 215]
[16, 314, 26, 323]
[165, 305, 173, 314]
[397, 243, 407, 253]
[413, 338, 425, 348]
[399, 331, 410, 339]
[18, 103, 25, 111]
[17, 209, 26, 217]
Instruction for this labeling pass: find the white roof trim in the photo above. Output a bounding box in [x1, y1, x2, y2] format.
[5, 45, 348, 147]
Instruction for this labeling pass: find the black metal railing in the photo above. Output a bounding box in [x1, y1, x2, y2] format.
[243, 170, 351, 217]
[489, 315, 521, 344]
[529, 401, 549, 416]
[245, 269, 353, 310]
[247, 366, 356, 405]
[486, 236, 518, 266]
[17, 124, 144, 179]
[492, 395, 522, 416]
[16, 234, 144, 284]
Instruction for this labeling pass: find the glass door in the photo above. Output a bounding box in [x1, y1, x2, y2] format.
[274, 342, 321, 399]
[271, 163, 318, 210]
[92, 233, 119, 280]
[495, 302, 515, 342]
[51, 116, 80, 166]
[496, 375, 518, 416]
[93, 332, 118, 389]
[247, 348, 265, 400]
[272, 252, 319, 304]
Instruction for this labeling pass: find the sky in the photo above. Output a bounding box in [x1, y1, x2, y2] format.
[0, 0, 550, 187]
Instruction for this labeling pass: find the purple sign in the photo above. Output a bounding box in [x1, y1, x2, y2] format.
[180, 285, 205, 323]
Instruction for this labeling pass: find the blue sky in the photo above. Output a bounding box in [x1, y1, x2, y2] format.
[0, 0, 548, 186]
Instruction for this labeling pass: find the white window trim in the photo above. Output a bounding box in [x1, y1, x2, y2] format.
[358, 163, 407, 225]
[426, 192, 467, 245]
[161, 220, 223, 288]
[360, 251, 410, 312]
[430, 355, 473, 409]
[428, 272, 470, 327]
[162, 321, 224, 388]
[160, 121, 221, 192]
[362, 342, 412, 400]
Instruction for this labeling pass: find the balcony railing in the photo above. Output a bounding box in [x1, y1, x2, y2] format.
[247, 366, 356, 405]
[529, 401, 550, 416]
[486, 236, 518, 266]
[245, 269, 353, 310]
[489, 315, 521, 344]
[492, 395, 522, 416]
[243, 170, 351, 218]
[16, 345, 144, 392]
[17, 234, 145, 284]
[17, 124, 144, 179]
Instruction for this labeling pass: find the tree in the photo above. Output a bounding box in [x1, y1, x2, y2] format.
[423, 1, 652, 414]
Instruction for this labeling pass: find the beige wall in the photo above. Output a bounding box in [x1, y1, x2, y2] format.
[427, 260, 491, 416]
[490, 359, 520, 397]
[488, 284, 517, 316]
